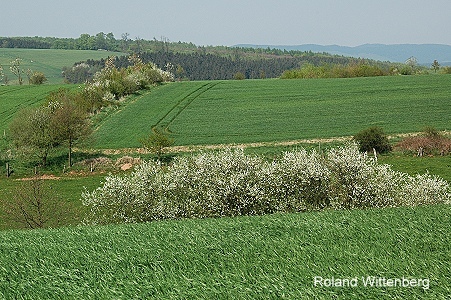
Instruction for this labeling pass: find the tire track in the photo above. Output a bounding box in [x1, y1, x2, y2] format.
[154, 81, 220, 130]
[0, 86, 54, 125]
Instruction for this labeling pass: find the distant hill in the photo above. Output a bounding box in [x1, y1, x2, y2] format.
[0, 48, 123, 84]
[236, 44, 451, 66]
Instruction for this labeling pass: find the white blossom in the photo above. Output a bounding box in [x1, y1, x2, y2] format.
[82, 144, 450, 225]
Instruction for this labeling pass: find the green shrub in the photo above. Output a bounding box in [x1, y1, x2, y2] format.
[29, 71, 47, 85]
[139, 127, 174, 161]
[442, 66, 451, 74]
[233, 72, 245, 80]
[399, 65, 413, 75]
[281, 63, 387, 79]
[353, 126, 392, 154]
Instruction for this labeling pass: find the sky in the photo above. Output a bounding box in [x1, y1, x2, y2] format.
[1, 0, 451, 47]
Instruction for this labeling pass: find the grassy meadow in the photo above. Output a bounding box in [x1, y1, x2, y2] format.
[92, 75, 451, 148]
[0, 68, 450, 298]
[0, 204, 449, 299]
[0, 84, 79, 134]
[1, 75, 450, 223]
[0, 48, 123, 84]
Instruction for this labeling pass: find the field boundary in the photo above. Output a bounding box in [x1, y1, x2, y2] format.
[98, 131, 451, 155]
[100, 135, 354, 155]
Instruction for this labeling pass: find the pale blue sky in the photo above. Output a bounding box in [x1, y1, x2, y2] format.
[1, 0, 450, 46]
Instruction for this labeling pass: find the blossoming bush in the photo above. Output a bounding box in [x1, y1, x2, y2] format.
[82, 144, 450, 225]
[162, 149, 266, 218]
[327, 145, 403, 209]
[398, 173, 451, 206]
[78, 56, 174, 113]
[264, 149, 330, 211]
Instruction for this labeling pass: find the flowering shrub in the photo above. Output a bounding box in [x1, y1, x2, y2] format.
[82, 160, 163, 225]
[78, 55, 174, 113]
[264, 149, 330, 211]
[398, 173, 451, 206]
[162, 149, 266, 218]
[82, 144, 450, 225]
[327, 144, 402, 209]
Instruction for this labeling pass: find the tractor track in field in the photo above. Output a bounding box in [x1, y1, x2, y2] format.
[0, 86, 57, 124]
[153, 81, 220, 129]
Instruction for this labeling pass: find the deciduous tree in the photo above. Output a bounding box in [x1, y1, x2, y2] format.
[47, 90, 91, 166]
[405, 56, 418, 73]
[1, 176, 76, 229]
[140, 127, 174, 161]
[9, 105, 57, 165]
[9, 90, 91, 167]
[432, 60, 440, 73]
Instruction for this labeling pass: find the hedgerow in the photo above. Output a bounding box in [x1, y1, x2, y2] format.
[79, 55, 174, 113]
[82, 144, 450, 225]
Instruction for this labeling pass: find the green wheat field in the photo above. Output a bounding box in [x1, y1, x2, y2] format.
[0, 59, 450, 298]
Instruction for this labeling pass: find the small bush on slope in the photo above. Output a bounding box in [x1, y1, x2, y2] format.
[82, 144, 450, 225]
[353, 126, 392, 154]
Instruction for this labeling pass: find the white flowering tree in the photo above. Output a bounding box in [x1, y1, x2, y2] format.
[10, 58, 24, 85]
[0, 65, 4, 83]
[405, 56, 418, 73]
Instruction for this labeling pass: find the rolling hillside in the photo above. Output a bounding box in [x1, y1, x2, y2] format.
[2, 75, 450, 151]
[0, 70, 450, 299]
[92, 75, 451, 149]
[0, 48, 123, 84]
[0, 84, 78, 134]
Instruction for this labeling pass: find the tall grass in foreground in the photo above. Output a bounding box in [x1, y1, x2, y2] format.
[0, 205, 449, 299]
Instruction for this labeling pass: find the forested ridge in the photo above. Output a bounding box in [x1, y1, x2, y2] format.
[1, 33, 392, 81]
[64, 50, 375, 82]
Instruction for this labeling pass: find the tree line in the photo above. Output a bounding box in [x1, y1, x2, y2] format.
[1, 34, 395, 82]
[0, 33, 120, 51]
[63, 50, 382, 83]
[0, 33, 365, 57]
